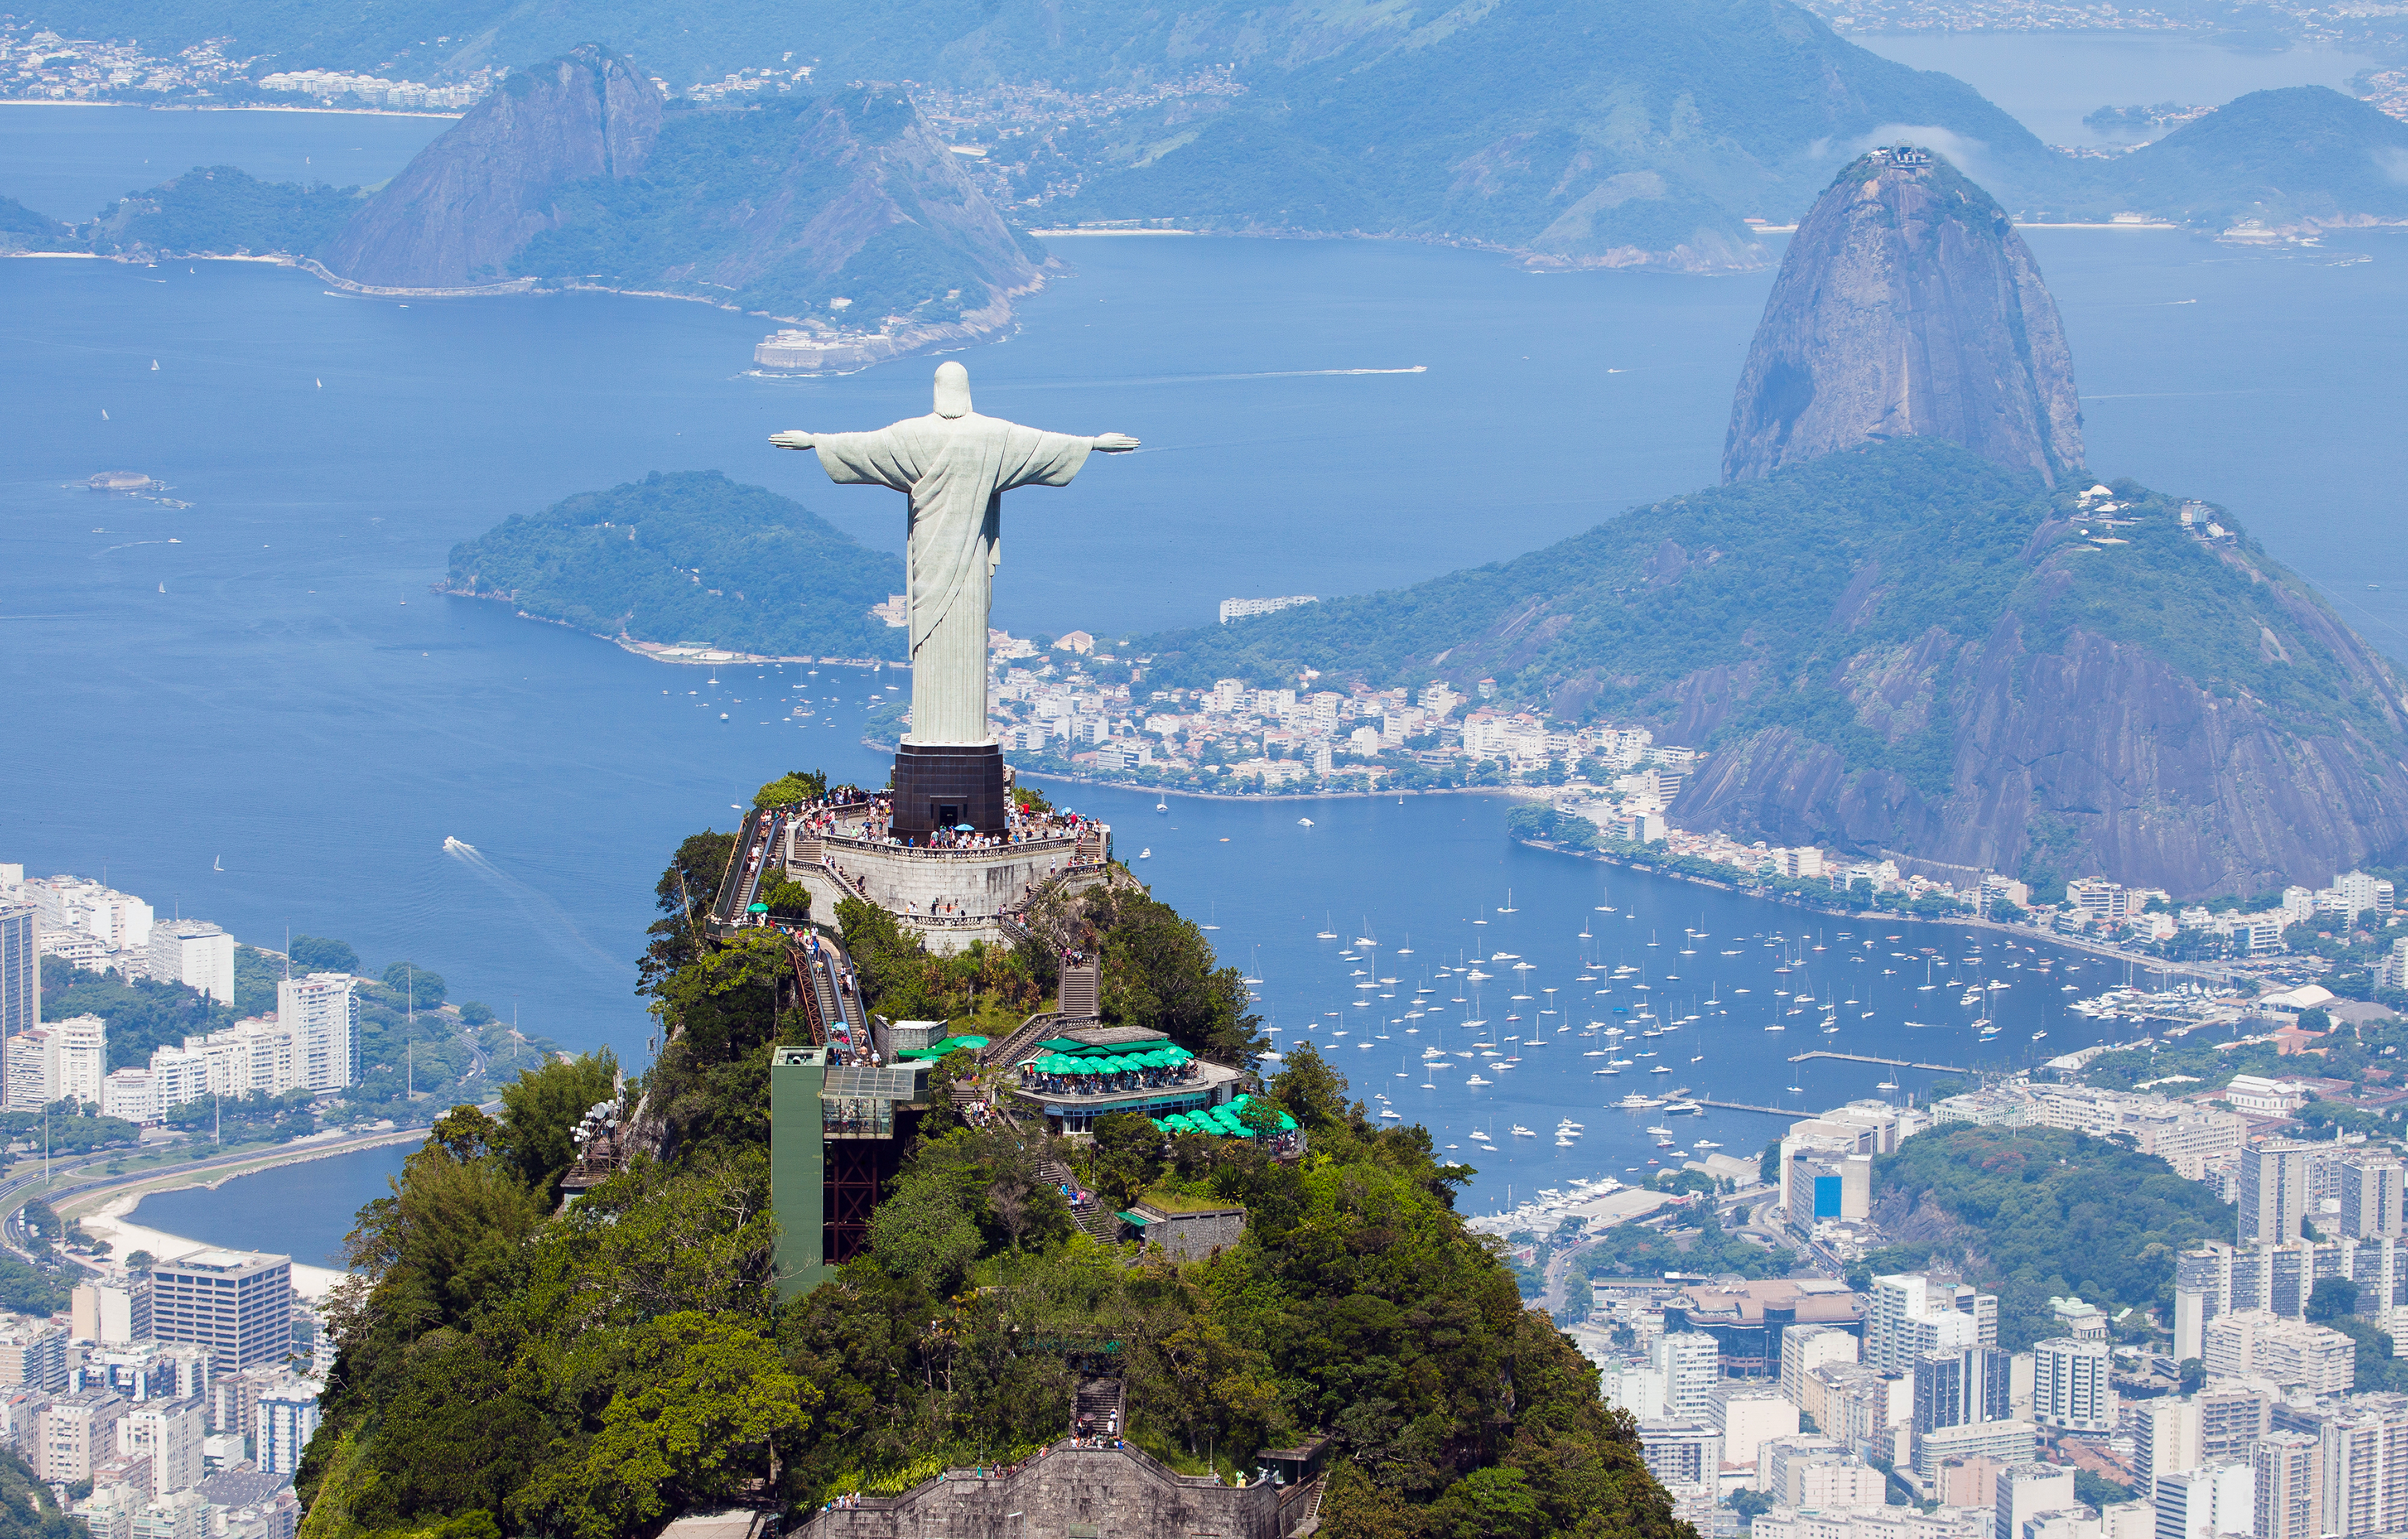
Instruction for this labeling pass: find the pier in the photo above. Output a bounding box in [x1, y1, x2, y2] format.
[1786, 1050, 1967, 1073]
[1695, 1098, 1805, 1116]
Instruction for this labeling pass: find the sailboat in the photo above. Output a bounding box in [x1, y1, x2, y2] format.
[211, 855, 223, 871]
[1156, 797, 1167, 814]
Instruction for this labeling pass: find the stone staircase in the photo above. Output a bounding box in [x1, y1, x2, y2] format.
[1040, 1155, 1122, 1241]
[1283, 1475, 1327, 1537]
[1057, 960, 1100, 1020]
[982, 1010, 1060, 1071]
[1072, 1375, 1125, 1441]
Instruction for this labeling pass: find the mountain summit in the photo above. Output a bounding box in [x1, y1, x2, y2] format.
[318, 46, 1039, 334]
[1722, 148, 2084, 486]
[323, 43, 661, 288]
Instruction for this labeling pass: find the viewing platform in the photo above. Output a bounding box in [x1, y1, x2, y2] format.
[710, 792, 1112, 954]
[1005, 1024, 1247, 1137]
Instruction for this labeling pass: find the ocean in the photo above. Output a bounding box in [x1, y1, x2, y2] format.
[4, 57, 2400, 1237]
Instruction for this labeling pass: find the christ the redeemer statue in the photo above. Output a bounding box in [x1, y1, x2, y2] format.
[771, 361, 1136, 837]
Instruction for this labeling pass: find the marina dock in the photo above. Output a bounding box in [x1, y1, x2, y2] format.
[1786, 1049, 1967, 1073]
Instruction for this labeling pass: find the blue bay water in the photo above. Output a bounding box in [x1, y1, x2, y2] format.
[6, 97, 2406, 1242]
[0, 105, 450, 223]
[130, 1143, 411, 1268]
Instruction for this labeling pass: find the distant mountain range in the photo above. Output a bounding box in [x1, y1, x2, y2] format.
[1052, 0, 2070, 269]
[7, 0, 2407, 275]
[319, 45, 1042, 328]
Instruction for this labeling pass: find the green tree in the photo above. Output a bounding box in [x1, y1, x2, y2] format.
[381, 963, 448, 1010]
[754, 769, 828, 809]
[291, 934, 361, 974]
[2309, 1276, 2359, 1323]
[1423, 1465, 1545, 1539]
[496, 1051, 620, 1198]
[1267, 1043, 1355, 1134]
[510, 1313, 816, 1539]
[759, 877, 812, 920]
[1089, 1111, 1167, 1207]
[1090, 891, 1265, 1062]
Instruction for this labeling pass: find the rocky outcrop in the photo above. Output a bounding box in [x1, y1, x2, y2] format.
[1672, 567, 2408, 897]
[322, 44, 660, 288]
[1723, 148, 2084, 487]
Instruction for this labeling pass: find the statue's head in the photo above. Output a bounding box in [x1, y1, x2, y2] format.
[933, 362, 972, 419]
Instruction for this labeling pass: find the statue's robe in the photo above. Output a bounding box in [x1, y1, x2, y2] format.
[813, 413, 1093, 745]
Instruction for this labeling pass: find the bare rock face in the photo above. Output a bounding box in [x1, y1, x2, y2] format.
[322, 44, 661, 288]
[1722, 148, 2084, 487]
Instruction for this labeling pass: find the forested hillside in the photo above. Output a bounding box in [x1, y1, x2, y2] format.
[1854, 1125, 2234, 1351]
[446, 471, 905, 662]
[1140, 438, 2408, 898]
[296, 813, 1688, 1539]
[2112, 86, 2408, 228]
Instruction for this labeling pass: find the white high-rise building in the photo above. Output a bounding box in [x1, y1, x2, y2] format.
[2318, 1394, 2408, 1537]
[2205, 1310, 2355, 1394]
[1707, 1384, 1799, 1472]
[2342, 1155, 2404, 1240]
[55, 1015, 104, 1105]
[2239, 1142, 2313, 1245]
[148, 921, 234, 1006]
[1654, 1331, 1721, 1419]
[256, 1379, 321, 1475]
[2031, 1337, 2114, 1432]
[101, 1069, 157, 1125]
[1996, 1463, 2076, 1539]
[1605, 1361, 1667, 1419]
[1867, 1273, 1994, 1372]
[5, 1013, 105, 1109]
[195, 1017, 296, 1097]
[19, 876, 152, 963]
[2255, 1429, 2323, 1539]
[2153, 1458, 2254, 1539]
[2132, 1395, 2201, 1488]
[278, 974, 359, 1090]
[2335, 869, 2394, 924]
[120, 1398, 205, 1494]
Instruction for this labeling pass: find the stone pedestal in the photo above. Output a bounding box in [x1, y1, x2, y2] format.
[890, 741, 1007, 839]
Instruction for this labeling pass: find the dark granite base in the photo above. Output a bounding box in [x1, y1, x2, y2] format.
[891, 742, 1007, 839]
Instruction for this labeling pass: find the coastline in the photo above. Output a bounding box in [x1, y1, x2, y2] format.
[55, 1126, 429, 1300]
[431, 586, 907, 670]
[1509, 833, 2236, 983]
[0, 99, 462, 119]
[1016, 763, 1547, 806]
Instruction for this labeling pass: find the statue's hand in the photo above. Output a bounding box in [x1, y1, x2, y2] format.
[1091, 432, 1140, 453]
[769, 431, 817, 451]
